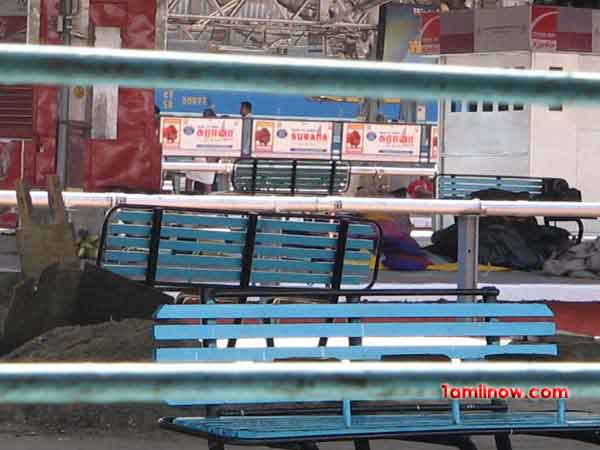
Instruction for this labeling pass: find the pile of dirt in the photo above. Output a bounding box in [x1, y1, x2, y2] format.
[0, 319, 204, 435]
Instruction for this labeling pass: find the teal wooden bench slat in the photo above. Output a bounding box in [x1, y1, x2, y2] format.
[108, 224, 152, 236]
[159, 240, 244, 254]
[114, 211, 153, 223]
[154, 321, 554, 340]
[254, 233, 374, 251]
[106, 236, 150, 249]
[157, 267, 241, 283]
[154, 303, 555, 320]
[158, 254, 243, 268]
[155, 344, 557, 364]
[162, 214, 247, 228]
[160, 227, 246, 242]
[250, 272, 364, 285]
[104, 251, 148, 263]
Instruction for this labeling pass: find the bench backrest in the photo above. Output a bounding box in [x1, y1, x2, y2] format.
[154, 297, 557, 404]
[436, 174, 547, 199]
[98, 205, 381, 290]
[232, 159, 351, 195]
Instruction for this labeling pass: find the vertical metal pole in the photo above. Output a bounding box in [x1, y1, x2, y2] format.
[457, 215, 479, 302]
[56, 0, 73, 185]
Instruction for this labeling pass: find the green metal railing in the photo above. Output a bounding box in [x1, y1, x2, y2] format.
[2, 43, 600, 105]
[0, 362, 597, 404]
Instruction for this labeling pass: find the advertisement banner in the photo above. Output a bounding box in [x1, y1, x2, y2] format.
[440, 10, 474, 54]
[593, 11, 600, 54]
[160, 117, 243, 157]
[474, 6, 530, 53]
[0, 16, 27, 43]
[418, 12, 440, 54]
[252, 120, 333, 160]
[531, 5, 558, 51]
[557, 7, 592, 53]
[430, 126, 439, 162]
[1, 0, 27, 16]
[342, 123, 421, 162]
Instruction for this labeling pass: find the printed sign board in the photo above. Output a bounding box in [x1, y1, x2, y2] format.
[160, 117, 243, 157]
[531, 5, 558, 51]
[251, 120, 333, 160]
[342, 123, 421, 162]
[415, 12, 440, 55]
[440, 10, 474, 54]
[557, 7, 592, 53]
[474, 6, 530, 53]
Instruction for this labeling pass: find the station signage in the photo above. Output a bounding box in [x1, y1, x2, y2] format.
[251, 120, 333, 160]
[342, 123, 421, 163]
[160, 117, 243, 157]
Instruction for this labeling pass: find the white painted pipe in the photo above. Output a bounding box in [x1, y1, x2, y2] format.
[0, 191, 598, 218]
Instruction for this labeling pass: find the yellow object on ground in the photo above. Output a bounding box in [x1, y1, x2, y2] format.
[427, 263, 510, 272]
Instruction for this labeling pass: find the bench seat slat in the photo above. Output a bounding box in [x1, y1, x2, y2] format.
[159, 240, 244, 254]
[158, 254, 242, 268]
[156, 268, 240, 282]
[154, 303, 554, 320]
[104, 251, 148, 263]
[252, 259, 369, 275]
[162, 214, 247, 228]
[254, 233, 373, 251]
[106, 236, 150, 249]
[257, 219, 376, 236]
[253, 246, 371, 261]
[161, 227, 246, 242]
[155, 344, 557, 363]
[154, 322, 555, 340]
[167, 412, 600, 440]
[114, 211, 153, 223]
[108, 224, 152, 237]
[250, 272, 365, 285]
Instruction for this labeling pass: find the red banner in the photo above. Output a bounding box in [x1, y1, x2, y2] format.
[531, 5, 558, 51]
[419, 12, 440, 55]
[0, 16, 26, 43]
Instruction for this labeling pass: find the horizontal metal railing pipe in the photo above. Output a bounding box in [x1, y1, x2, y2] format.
[0, 191, 599, 218]
[0, 362, 598, 404]
[3, 44, 600, 105]
[161, 161, 438, 177]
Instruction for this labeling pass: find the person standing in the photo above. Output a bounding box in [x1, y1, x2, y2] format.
[186, 108, 217, 194]
[240, 101, 252, 118]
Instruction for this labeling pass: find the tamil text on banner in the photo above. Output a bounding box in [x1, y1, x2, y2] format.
[342, 123, 421, 162]
[160, 117, 243, 157]
[531, 5, 558, 51]
[252, 120, 333, 160]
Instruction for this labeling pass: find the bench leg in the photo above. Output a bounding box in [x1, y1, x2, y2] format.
[494, 433, 513, 450]
[353, 439, 370, 450]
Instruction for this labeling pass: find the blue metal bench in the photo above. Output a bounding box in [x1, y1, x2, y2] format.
[232, 159, 351, 195]
[153, 287, 600, 450]
[97, 205, 381, 295]
[436, 174, 584, 243]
